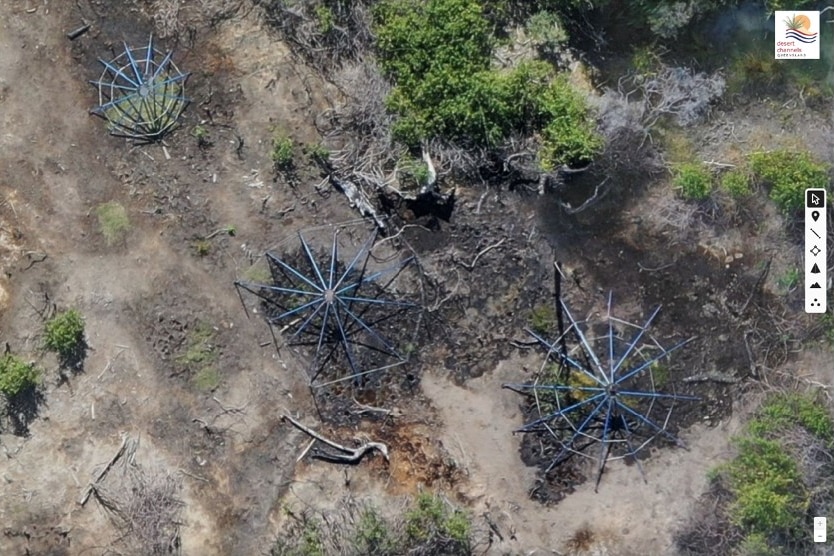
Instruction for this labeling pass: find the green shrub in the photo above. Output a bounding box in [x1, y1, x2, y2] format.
[405, 492, 471, 550]
[374, 0, 600, 166]
[177, 322, 220, 391]
[398, 157, 431, 187]
[526, 10, 568, 54]
[736, 532, 780, 556]
[44, 309, 85, 360]
[720, 168, 752, 197]
[351, 507, 397, 554]
[96, 202, 130, 245]
[192, 367, 221, 392]
[0, 355, 39, 397]
[194, 239, 211, 257]
[673, 162, 712, 200]
[192, 124, 212, 148]
[749, 150, 829, 213]
[314, 4, 334, 33]
[538, 75, 603, 169]
[529, 304, 555, 335]
[631, 45, 662, 75]
[306, 143, 330, 163]
[748, 393, 834, 441]
[714, 393, 833, 544]
[271, 134, 294, 168]
[726, 436, 806, 535]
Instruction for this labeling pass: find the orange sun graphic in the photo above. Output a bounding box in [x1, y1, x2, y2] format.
[794, 14, 812, 32]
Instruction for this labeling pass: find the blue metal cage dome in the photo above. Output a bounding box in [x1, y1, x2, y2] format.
[90, 36, 189, 141]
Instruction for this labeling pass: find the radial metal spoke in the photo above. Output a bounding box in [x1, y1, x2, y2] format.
[284, 299, 327, 339]
[526, 329, 605, 386]
[508, 289, 698, 488]
[611, 305, 662, 375]
[275, 298, 324, 322]
[336, 297, 399, 355]
[236, 228, 418, 387]
[299, 234, 327, 289]
[91, 36, 188, 142]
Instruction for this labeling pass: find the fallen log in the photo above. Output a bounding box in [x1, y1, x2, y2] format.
[282, 414, 389, 465]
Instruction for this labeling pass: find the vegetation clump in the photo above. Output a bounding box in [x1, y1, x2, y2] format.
[749, 150, 829, 213]
[720, 168, 752, 198]
[177, 322, 219, 390]
[529, 304, 555, 335]
[404, 492, 471, 553]
[673, 162, 712, 200]
[373, 0, 601, 167]
[271, 493, 474, 555]
[0, 355, 39, 398]
[96, 201, 130, 245]
[271, 133, 295, 168]
[44, 308, 86, 363]
[706, 393, 834, 553]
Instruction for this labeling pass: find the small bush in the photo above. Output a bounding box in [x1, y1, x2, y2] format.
[44, 309, 85, 360]
[398, 157, 431, 188]
[736, 532, 780, 556]
[96, 202, 130, 245]
[177, 322, 218, 391]
[192, 125, 212, 148]
[714, 393, 833, 546]
[192, 367, 221, 392]
[526, 10, 568, 55]
[374, 0, 600, 166]
[271, 134, 294, 168]
[538, 76, 603, 169]
[405, 492, 471, 553]
[314, 4, 334, 33]
[748, 393, 834, 441]
[0, 355, 39, 397]
[351, 507, 397, 554]
[193, 239, 211, 257]
[529, 304, 555, 335]
[631, 45, 662, 75]
[726, 436, 806, 535]
[720, 168, 752, 197]
[306, 143, 330, 163]
[673, 162, 712, 200]
[749, 150, 829, 213]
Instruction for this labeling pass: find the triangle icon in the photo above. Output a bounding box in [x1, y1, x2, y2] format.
[812, 263, 821, 273]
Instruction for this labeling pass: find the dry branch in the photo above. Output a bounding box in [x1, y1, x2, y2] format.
[282, 414, 389, 464]
[329, 175, 386, 229]
[79, 434, 129, 506]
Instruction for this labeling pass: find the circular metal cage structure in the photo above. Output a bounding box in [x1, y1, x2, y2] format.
[235, 222, 423, 390]
[505, 288, 698, 490]
[90, 36, 189, 141]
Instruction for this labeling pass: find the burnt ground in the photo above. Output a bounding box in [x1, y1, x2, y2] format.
[0, 1, 832, 555]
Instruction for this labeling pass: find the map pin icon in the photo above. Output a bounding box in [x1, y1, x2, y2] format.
[812, 210, 820, 221]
